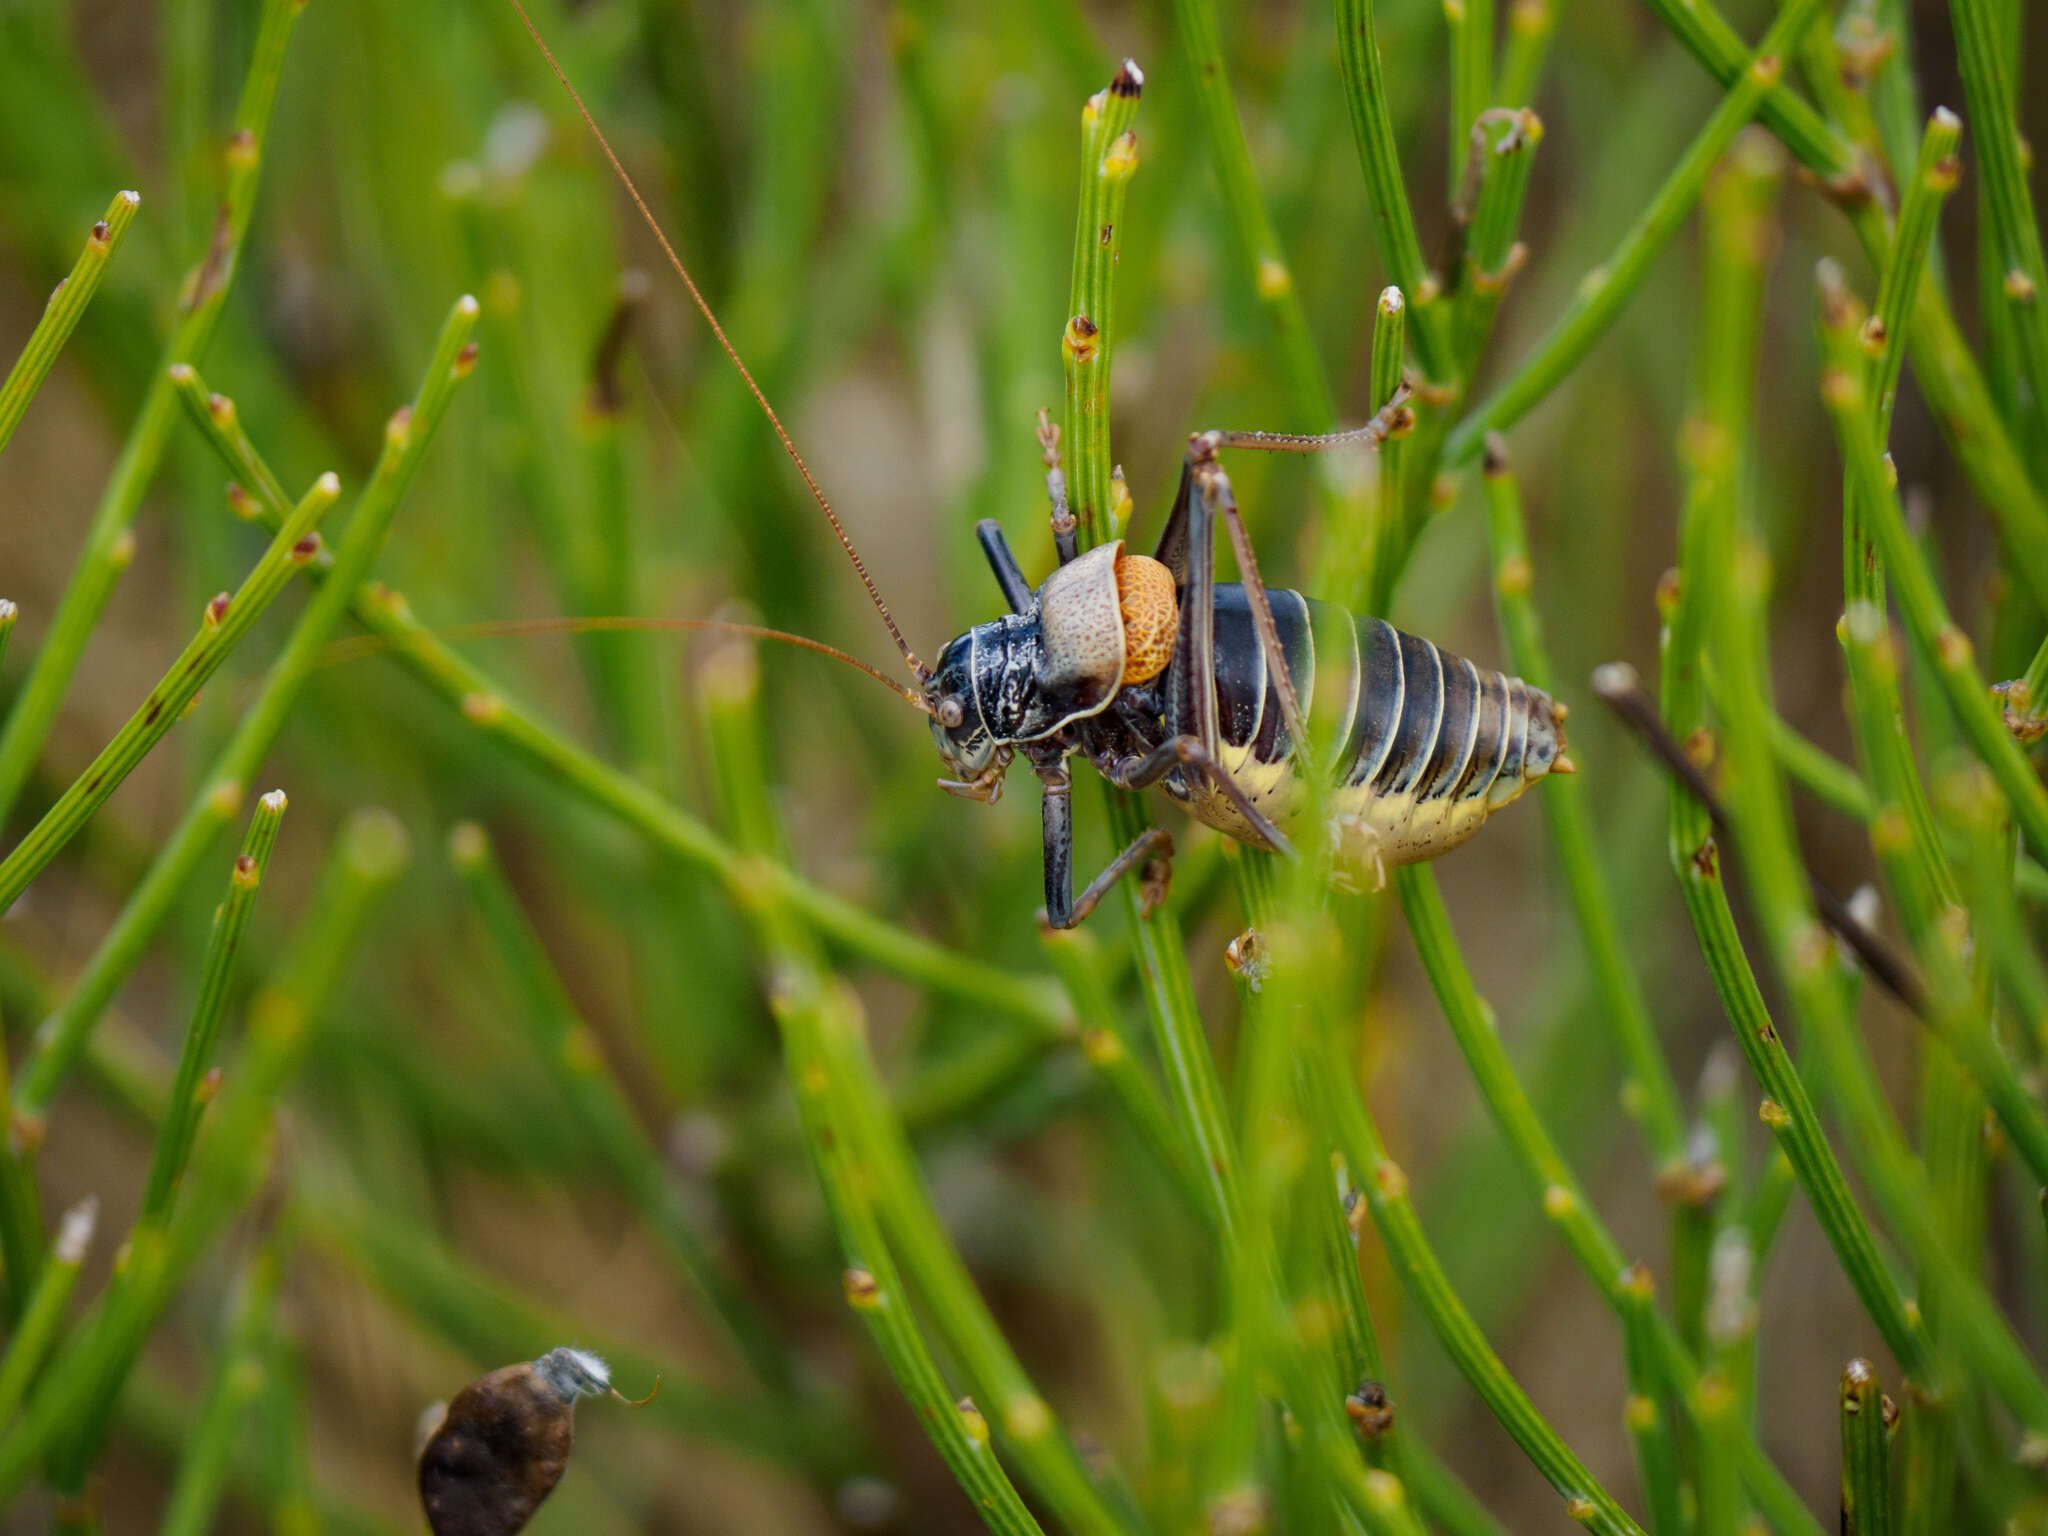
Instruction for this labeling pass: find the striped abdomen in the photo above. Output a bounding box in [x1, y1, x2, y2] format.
[1166, 586, 1568, 878]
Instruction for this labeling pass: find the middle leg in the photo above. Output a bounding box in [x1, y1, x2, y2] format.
[1110, 734, 1297, 859]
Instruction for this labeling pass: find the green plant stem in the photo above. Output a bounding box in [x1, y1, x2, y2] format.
[699, 643, 1123, 1536]
[1480, 447, 1687, 1174]
[1442, 0, 1822, 468]
[448, 821, 796, 1394]
[1835, 124, 1962, 976]
[1821, 325, 2048, 870]
[1870, 112, 1962, 437]
[6, 807, 409, 1501]
[0, 189, 140, 459]
[1716, 428, 2048, 1434]
[1497, 0, 1559, 107]
[1456, 110, 1540, 364]
[2016, 631, 2048, 730]
[156, 357, 1069, 1055]
[1393, 1444, 1508, 1536]
[1061, 67, 1141, 547]
[1675, 1052, 1737, 1357]
[1838, 607, 2048, 1188]
[1241, 850, 1513, 1536]
[1944, 769, 2048, 1055]
[1896, 1394, 1961, 1536]
[1228, 905, 1345, 1530]
[1743, 1145, 1796, 1259]
[1823, 178, 2048, 1200]
[1902, 279, 2048, 620]
[0, 601, 12, 672]
[0, 1195, 96, 1425]
[1168, 0, 1334, 426]
[1060, 64, 1241, 1244]
[781, 971, 1048, 1536]
[120, 1362, 405, 1536]
[0, 475, 333, 918]
[261, 1325, 319, 1536]
[1342, 285, 1408, 613]
[159, 1247, 282, 1536]
[1691, 1369, 1744, 1536]
[1793, 10, 1883, 168]
[1321, 1028, 1646, 1536]
[139, 790, 286, 1224]
[12, 296, 480, 1114]
[393, 602, 1070, 1023]
[1841, 1360, 1893, 1535]
[1231, 832, 1412, 1535]
[1768, 706, 1878, 819]
[0, 1023, 40, 1317]
[1651, 116, 1931, 1385]
[1651, 654, 1925, 1373]
[1865, 0, 1933, 178]
[1448, 0, 1494, 193]
[1638, 0, 2048, 606]
[1393, 866, 1819, 1535]
[1618, 1267, 1685, 1536]
[1633, 0, 1860, 180]
[1036, 923, 1213, 1221]
[1948, 0, 2048, 428]
[1905, 1041, 1980, 1526]
[1750, 698, 2048, 902]
[574, 329, 675, 790]
[1335, 0, 1452, 376]
[0, 0, 303, 830]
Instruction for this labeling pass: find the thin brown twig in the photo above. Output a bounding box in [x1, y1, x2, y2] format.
[1592, 661, 1928, 1018]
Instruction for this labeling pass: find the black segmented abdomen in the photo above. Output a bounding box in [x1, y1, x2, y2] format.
[1185, 588, 1567, 863]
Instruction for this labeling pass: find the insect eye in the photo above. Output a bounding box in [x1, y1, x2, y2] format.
[938, 697, 965, 729]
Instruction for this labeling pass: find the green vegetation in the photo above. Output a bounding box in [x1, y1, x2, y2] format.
[0, 0, 2044, 1528]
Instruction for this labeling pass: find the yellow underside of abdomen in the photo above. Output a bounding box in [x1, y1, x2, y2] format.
[1166, 744, 1536, 886]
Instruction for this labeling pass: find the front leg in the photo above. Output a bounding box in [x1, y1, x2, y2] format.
[1038, 762, 1175, 928]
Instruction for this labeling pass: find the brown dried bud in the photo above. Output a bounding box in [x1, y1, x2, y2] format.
[418, 1349, 623, 1536]
[1653, 1157, 1727, 1209]
[1063, 315, 1101, 363]
[1224, 927, 1270, 992]
[1344, 1378, 1396, 1441]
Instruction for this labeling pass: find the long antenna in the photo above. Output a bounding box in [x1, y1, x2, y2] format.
[322, 616, 937, 714]
[506, 0, 930, 682]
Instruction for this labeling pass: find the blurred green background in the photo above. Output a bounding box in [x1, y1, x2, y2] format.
[2, 0, 2046, 1528]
